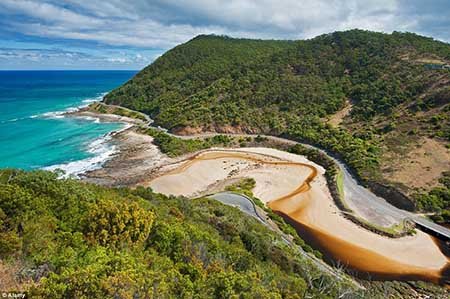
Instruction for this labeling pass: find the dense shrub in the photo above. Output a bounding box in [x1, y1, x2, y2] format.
[0, 169, 361, 298]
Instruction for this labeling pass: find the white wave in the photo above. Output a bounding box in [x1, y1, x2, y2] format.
[43, 132, 118, 178]
[71, 115, 102, 123]
[82, 98, 98, 104]
[39, 111, 66, 119]
[80, 92, 107, 106]
[74, 115, 97, 122]
[34, 92, 107, 120]
[43, 122, 131, 178]
[31, 109, 69, 119]
[40, 107, 81, 119]
[0, 118, 18, 123]
[1, 116, 29, 123]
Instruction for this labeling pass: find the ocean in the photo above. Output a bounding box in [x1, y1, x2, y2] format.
[0, 70, 137, 176]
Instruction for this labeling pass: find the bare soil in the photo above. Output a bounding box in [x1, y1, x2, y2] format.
[383, 137, 450, 192]
[327, 101, 352, 127]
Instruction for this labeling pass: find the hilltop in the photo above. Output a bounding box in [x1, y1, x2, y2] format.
[105, 30, 450, 223]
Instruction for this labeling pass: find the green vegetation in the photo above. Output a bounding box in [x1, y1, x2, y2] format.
[105, 30, 449, 221]
[1, 169, 367, 298]
[225, 178, 323, 259]
[225, 177, 257, 198]
[104, 35, 295, 128]
[0, 167, 446, 297]
[143, 127, 234, 157]
[88, 102, 148, 122]
[105, 30, 450, 140]
[414, 171, 450, 224]
[336, 171, 345, 204]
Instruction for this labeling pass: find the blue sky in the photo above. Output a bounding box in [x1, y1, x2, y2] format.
[0, 0, 449, 70]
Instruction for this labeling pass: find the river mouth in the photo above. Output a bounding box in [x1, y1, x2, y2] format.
[147, 148, 449, 285]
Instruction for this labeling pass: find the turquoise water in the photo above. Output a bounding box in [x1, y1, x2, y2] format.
[0, 70, 136, 175]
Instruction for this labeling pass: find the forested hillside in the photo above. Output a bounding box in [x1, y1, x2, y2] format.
[105, 30, 450, 222]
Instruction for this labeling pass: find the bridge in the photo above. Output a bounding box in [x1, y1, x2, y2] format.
[164, 130, 450, 244]
[411, 217, 450, 242]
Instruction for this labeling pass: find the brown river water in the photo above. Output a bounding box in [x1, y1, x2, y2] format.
[153, 150, 450, 285]
[275, 210, 450, 284]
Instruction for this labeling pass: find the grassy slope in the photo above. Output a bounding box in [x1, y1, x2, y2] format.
[105, 30, 450, 221]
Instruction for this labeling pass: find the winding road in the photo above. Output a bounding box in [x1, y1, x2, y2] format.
[162, 131, 450, 241]
[208, 191, 266, 223]
[207, 191, 356, 284]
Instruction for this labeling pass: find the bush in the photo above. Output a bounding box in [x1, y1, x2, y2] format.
[83, 199, 154, 247]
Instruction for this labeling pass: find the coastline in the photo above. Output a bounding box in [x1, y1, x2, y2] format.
[42, 102, 149, 179]
[66, 105, 148, 126]
[61, 106, 157, 184]
[59, 105, 450, 284]
[42, 108, 133, 178]
[80, 126, 168, 186]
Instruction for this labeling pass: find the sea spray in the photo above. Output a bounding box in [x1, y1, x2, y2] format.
[43, 122, 133, 178]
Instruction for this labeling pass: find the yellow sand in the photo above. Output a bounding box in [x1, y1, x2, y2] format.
[146, 147, 448, 281]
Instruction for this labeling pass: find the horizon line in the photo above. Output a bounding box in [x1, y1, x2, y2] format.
[0, 69, 140, 71]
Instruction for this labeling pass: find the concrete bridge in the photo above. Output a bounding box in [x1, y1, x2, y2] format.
[163, 130, 450, 245]
[412, 217, 450, 242]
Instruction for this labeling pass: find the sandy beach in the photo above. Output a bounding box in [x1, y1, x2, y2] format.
[146, 147, 449, 283]
[70, 115, 448, 283]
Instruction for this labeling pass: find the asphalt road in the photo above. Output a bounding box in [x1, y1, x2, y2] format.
[299, 141, 450, 240]
[165, 131, 450, 240]
[208, 191, 266, 223]
[207, 191, 357, 283]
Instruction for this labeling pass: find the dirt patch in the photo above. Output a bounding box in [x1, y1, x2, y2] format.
[0, 260, 35, 292]
[399, 53, 448, 65]
[383, 137, 450, 191]
[327, 101, 352, 127]
[172, 124, 259, 136]
[172, 126, 205, 135]
[415, 58, 448, 65]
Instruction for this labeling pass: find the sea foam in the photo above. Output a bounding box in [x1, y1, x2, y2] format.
[41, 92, 130, 178]
[45, 131, 115, 178]
[34, 92, 107, 120]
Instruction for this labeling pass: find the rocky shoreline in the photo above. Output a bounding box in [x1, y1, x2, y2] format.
[63, 104, 441, 242]
[59, 104, 165, 186]
[79, 126, 168, 187]
[66, 105, 148, 126]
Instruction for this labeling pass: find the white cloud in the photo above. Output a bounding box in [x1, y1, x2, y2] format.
[1, 0, 103, 28]
[0, 0, 421, 49]
[0, 47, 156, 69]
[0, 48, 89, 61]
